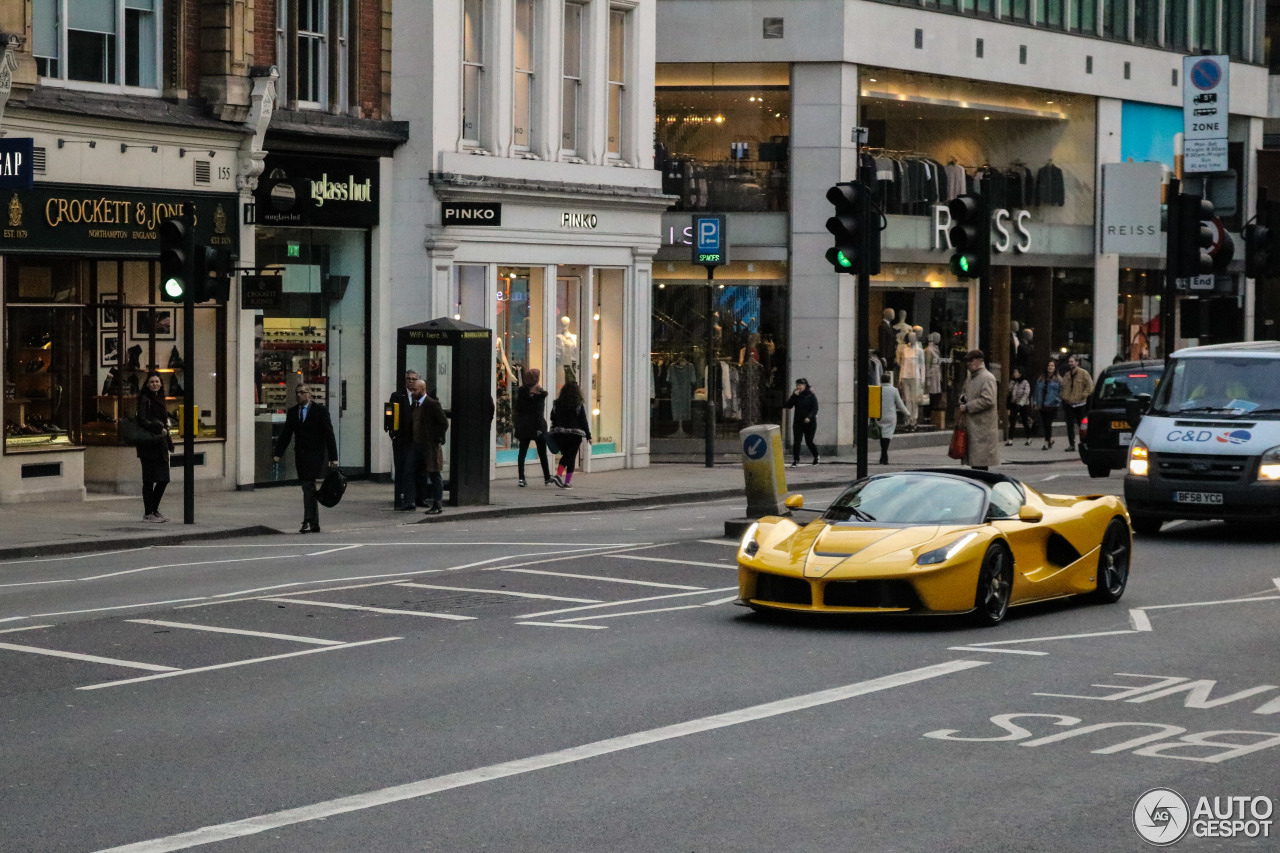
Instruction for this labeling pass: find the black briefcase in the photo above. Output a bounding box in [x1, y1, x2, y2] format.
[317, 468, 347, 507]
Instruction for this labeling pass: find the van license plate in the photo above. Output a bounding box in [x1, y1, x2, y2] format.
[1117, 432, 1132, 446]
[1174, 491, 1223, 505]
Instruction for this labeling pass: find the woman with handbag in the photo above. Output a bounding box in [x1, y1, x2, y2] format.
[548, 381, 591, 489]
[514, 368, 552, 487]
[136, 371, 173, 522]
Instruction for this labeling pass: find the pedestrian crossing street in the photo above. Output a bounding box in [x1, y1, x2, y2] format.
[0, 539, 741, 693]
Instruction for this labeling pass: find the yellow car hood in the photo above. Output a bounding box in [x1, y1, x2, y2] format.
[795, 523, 956, 578]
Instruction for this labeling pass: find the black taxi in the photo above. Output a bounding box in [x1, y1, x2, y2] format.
[1079, 360, 1164, 478]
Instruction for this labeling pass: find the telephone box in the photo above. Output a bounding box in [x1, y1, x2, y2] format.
[397, 319, 493, 506]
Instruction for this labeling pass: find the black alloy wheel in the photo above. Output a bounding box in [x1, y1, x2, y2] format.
[1090, 518, 1131, 604]
[970, 544, 1013, 627]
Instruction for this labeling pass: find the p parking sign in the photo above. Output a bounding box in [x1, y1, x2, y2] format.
[692, 215, 728, 266]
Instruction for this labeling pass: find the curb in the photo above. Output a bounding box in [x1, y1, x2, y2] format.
[0, 525, 282, 562]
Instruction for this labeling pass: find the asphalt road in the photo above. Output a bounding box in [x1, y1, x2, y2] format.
[2, 463, 1277, 853]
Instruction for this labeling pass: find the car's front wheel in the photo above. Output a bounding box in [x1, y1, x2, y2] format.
[970, 544, 1013, 627]
[1090, 518, 1131, 604]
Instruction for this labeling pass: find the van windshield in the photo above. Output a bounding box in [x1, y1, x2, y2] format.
[1151, 357, 1280, 417]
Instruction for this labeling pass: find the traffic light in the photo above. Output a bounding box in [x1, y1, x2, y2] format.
[1170, 191, 1215, 279]
[188, 245, 232, 303]
[1244, 201, 1280, 279]
[947, 193, 989, 279]
[825, 182, 878, 275]
[158, 216, 190, 303]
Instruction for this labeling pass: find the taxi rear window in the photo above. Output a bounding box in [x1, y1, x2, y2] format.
[1098, 371, 1160, 402]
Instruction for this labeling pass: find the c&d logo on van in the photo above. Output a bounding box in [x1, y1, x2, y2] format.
[1216, 430, 1253, 445]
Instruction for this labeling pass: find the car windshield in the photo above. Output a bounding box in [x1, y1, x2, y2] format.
[824, 474, 987, 525]
[1151, 357, 1280, 417]
[1097, 370, 1160, 402]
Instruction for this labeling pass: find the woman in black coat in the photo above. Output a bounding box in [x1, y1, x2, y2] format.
[784, 377, 820, 467]
[513, 368, 552, 487]
[548, 381, 591, 489]
[136, 371, 173, 522]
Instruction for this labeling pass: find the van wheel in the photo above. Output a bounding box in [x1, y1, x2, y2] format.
[1129, 514, 1162, 535]
[1086, 462, 1111, 479]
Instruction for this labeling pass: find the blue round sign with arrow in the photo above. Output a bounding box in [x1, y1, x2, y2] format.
[743, 434, 768, 460]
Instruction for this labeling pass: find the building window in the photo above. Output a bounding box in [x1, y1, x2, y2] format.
[607, 8, 628, 159]
[462, 0, 485, 144]
[277, 0, 349, 111]
[1006, 0, 1030, 23]
[1195, 0, 1219, 51]
[561, 2, 585, 155]
[1104, 0, 1129, 39]
[513, 0, 536, 150]
[1133, 0, 1159, 44]
[1038, 0, 1065, 30]
[1223, 0, 1246, 59]
[296, 0, 327, 106]
[1165, 0, 1188, 48]
[33, 0, 159, 89]
[962, 0, 994, 17]
[1073, 0, 1098, 35]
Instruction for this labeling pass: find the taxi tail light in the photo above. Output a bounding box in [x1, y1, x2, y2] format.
[1079, 415, 1089, 441]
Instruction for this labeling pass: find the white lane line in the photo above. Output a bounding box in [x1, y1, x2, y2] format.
[0, 624, 52, 634]
[701, 595, 741, 606]
[517, 587, 739, 620]
[91, 659, 985, 852]
[1275, 577, 1280, 593]
[500, 568, 704, 590]
[394, 583, 599, 603]
[965, 629, 1139, 647]
[516, 621, 608, 630]
[79, 554, 303, 582]
[28, 597, 208, 618]
[163, 541, 648, 548]
[1129, 609, 1153, 632]
[555, 604, 707, 622]
[0, 616, 28, 623]
[698, 539, 738, 547]
[1163, 520, 1187, 530]
[307, 545, 363, 557]
[603, 555, 735, 569]
[263, 598, 476, 621]
[947, 646, 1049, 656]
[0, 641, 179, 672]
[77, 637, 401, 692]
[0, 546, 152, 566]
[1140, 594, 1280, 610]
[192, 577, 438, 606]
[125, 619, 345, 646]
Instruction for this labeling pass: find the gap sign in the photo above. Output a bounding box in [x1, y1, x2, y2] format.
[0, 138, 34, 190]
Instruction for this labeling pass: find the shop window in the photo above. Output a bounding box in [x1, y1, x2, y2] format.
[561, 2, 585, 156]
[555, 275, 582, 393]
[462, 0, 486, 145]
[607, 8, 628, 159]
[514, 0, 537, 151]
[454, 264, 488, 325]
[1104, 0, 1129, 39]
[495, 267, 545, 458]
[34, 0, 159, 89]
[4, 260, 82, 452]
[1165, 0, 1189, 49]
[592, 269, 624, 454]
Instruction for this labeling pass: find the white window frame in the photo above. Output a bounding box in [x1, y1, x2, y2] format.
[606, 6, 629, 160]
[513, 0, 537, 151]
[560, 2, 585, 157]
[462, 0, 486, 146]
[33, 0, 162, 94]
[278, 0, 348, 111]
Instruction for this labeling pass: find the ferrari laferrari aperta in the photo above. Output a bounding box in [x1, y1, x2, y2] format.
[737, 468, 1132, 626]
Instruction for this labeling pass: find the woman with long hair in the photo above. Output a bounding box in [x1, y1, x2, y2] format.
[136, 371, 173, 521]
[513, 368, 552, 487]
[548, 381, 591, 489]
[1033, 359, 1062, 451]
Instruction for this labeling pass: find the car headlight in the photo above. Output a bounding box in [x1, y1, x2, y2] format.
[1259, 445, 1280, 481]
[917, 532, 979, 566]
[740, 522, 760, 557]
[1128, 438, 1149, 477]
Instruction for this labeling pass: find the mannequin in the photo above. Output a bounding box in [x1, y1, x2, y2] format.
[1010, 320, 1022, 366]
[667, 353, 697, 435]
[556, 316, 579, 385]
[898, 331, 924, 422]
[878, 308, 898, 377]
[739, 350, 763, 426]
[925, 331, 944, 427]
[893, 310, 911, 345]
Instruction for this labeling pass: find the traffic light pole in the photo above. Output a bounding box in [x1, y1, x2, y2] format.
[182, 201, 196, 524]
[855, 165, 873, 481]
[704, 264, 717, 468]
[1163, 179, 1180, 365]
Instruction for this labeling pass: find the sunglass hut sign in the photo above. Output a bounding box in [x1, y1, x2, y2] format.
[256, 155, 379, 228]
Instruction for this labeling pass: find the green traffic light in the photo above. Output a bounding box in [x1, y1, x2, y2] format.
[957, 255, 972, 273]
[163, 278, 185, 299]
[836, 250, 853, 268]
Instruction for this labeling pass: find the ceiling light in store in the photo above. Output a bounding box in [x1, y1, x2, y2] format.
[983, 116, 991, 121]
[774, 113, 781, 117]
[868, 78, 877, 82]
[1046, 100, 1055, 104]
[593, 352, 600, 360]
[658, 283, 666, 289]
[592, 408, 601, 416]
[714, 115, 724, 123]
[749, 96, 756, 102]
[593, 313, 600, 321]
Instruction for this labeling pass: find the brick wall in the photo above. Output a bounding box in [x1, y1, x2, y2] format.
[256, 0, 277, 67]
[357, 0, 383, 119]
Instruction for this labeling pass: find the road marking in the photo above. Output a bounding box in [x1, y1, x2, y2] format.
[516, 621, 608, 630]
[556, 604, 707, 622]
[1140, 594, 1280, 610]
[701, 595, 740, 606]
[77, 637, 401, 691]
[28, 597, 208, 618]
[698, 539, 738, 547]
[306, 545, 363, 557]
[80, 554, 303, 582]
[0, 546, 151, 567]
[1163, 520, 1187, 530]
[500, 568, 704, 590]
[124, 619, 345, 646]
[0, 624, 52, 634]
[603, 555, 735, 569]
[262, 598, 476, 621]
[947, 646, 1049, 656]
[517, 587, 739, 620]
[0, 641, 179, 672]
[1038, 474, 1061, 482]
[165, 541, 644, 548]
[1129, 609, 1153, 632]
[965, 629, 1139, 647]
[91, 659, 985, 852]
[394, 583, 600, 603]
[0, 616, 28, 623]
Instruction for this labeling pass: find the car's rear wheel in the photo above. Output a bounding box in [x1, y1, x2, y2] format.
[970, 544, 1013, 627]
[1086, 461, 1111, 479]
[1090, 518, 1131, 604]
[1129, 514, 1162, 535]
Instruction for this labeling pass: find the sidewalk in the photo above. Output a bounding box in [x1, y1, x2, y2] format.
[0, 433, 1085, 560]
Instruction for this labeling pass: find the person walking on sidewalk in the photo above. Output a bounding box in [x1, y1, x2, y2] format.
[514, 368, 552, 487]
[784, 378, 820, 467]
[958, 349, 999, 470]
[412, 380, 449, 515]
[549, 381, 591, 489]
[1034, 360, 1062, 450]
[388, 370, 418, 510]
[136, 371, 174, 522]
[273, 386, 339, 534]
[1059, 354, 1094, 452]
[875, 377, 913, 465]
[1005, 367, 1034, 446]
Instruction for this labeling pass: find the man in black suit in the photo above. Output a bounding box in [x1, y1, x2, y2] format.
[387, 370, 418, 510]
[273, 386, 339, 533]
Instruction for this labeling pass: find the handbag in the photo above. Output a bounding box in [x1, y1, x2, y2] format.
[118, 416, 158, 447]
[947, 425, 968, 461]
[317, 467, 348, 507]
[544, 432, 560, 455]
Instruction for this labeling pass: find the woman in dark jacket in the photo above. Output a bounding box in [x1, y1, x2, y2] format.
[784, 378, 820, 467]
[513, 368, 552, 487]
[136, 371, 173, 522]
[548, 381, 591, 489]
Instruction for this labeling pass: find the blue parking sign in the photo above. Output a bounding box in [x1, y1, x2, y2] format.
[692, 215, 728, 266]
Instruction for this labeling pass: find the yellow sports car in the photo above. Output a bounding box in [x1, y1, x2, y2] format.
[737, 468, 1132, 626]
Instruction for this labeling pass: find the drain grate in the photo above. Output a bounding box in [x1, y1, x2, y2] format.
[394, 593, 518, 612]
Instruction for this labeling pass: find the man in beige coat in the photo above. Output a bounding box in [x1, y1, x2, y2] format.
[958, 349, 999, 470]
[1058, 353, 1095, 452]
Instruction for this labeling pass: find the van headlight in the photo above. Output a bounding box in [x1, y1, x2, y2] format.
[740, 522, 760, 557]
[917, 532, 979, 566]
[1128, 439, 1149, 477]
[1259, 446, 1280, 481]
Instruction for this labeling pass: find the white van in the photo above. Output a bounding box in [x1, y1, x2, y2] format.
[1124, 341, 1280, 534]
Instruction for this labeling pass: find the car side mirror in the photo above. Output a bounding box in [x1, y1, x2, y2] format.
[1126, 393, 1152, 428]
[1018, 505, 1044, 523]
[784, 494, 804, 509]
